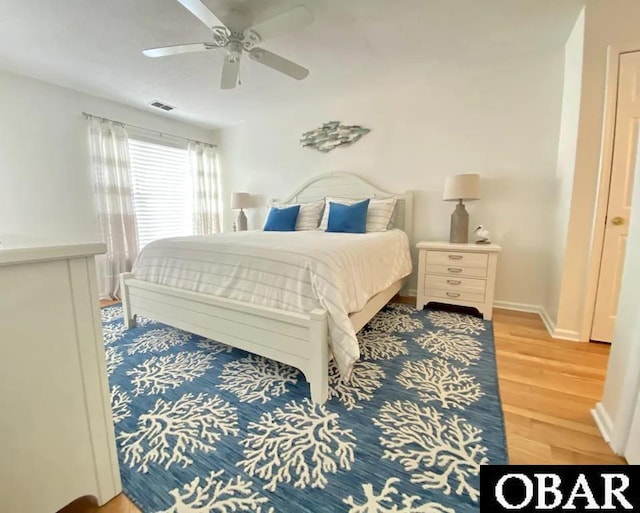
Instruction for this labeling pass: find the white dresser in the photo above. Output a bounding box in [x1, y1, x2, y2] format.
[0, 240, 121, 513]
[416, 241, 502, 320]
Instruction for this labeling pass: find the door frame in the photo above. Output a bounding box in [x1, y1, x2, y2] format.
[581, 46, 640, 341]
[588, 47, 640, 455]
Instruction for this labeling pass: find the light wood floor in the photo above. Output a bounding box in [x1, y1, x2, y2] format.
[492, 308, 623, 465]
[63, 305, 624, 513]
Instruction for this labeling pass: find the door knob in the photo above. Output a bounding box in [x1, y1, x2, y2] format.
[611, 216, 625, 226]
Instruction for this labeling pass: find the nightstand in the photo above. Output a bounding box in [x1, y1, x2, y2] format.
[416, 241, 502, 320]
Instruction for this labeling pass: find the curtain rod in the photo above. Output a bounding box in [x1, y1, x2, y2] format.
[82, 112, 217, 148]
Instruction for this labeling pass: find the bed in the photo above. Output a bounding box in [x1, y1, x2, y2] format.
[119, 172, 414, 404]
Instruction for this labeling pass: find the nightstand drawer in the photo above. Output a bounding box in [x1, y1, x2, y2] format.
[425, 275, 486, 295]
[417, 241, 501, 320]
[428, 288, 485, 303]
[425, 264, 488, 279]
[426, 250, 488, 268]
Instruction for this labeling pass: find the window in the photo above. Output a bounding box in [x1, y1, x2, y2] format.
[128, 138, 193, 248]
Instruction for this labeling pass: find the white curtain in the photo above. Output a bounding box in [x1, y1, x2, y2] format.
[88, 118, 139, 299]
[189, 142, 221, 235]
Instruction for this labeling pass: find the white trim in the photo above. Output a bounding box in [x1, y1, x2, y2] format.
[416, 241, 502, 253]
[539, 306, 556, 338]
[494, 300, 540, 314]
[281, 171, 404, 203]
[413, 296, 543, 315]
[580, 46, 622, 342]
[592, 402, 614, 445]
[490, 301, 581, 340]
[0, 241, 106, 265]
[409, 294, 581, 341]
[416, 294, 544, 319]
[83, 258, 122, 498]
[552, 327, 581, 342]
[609, 326, 640, 455]
[492, 302, 582, 340]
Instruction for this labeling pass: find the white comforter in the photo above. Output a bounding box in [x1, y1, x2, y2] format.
[131, 229, 412, 377]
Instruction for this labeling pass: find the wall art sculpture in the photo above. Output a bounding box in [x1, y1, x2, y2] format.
[300, 121, 371, 152]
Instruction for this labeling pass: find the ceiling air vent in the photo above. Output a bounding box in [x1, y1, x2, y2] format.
[149, 100, 176, 111]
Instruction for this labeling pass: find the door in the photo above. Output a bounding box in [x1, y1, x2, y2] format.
[591, 52, 640, 342]
[625, 387, 640, 464]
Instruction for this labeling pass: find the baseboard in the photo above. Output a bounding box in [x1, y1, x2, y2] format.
[494, 300, 540, 314]
[538, 306, 555, 337]
[551, 328, 581, 341]
[493, 302, 581, 341]
[538, 307, 581, 341]
[404, 295, 582, 341]
[592, 402, 613, 444]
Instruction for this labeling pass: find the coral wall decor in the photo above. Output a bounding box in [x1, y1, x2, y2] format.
[300, 121, 371, 152]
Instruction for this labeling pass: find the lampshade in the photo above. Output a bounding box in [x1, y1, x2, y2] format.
[442, 174, 480, 201]
[231, 192, 251, 209]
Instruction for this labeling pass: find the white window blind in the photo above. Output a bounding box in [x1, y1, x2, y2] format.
[128, 138, 192, 248]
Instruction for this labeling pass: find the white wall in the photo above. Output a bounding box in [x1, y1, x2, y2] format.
[554, 0, 640, 337]
[545, 0, 640, 454]
[219, 50, 564, 307]
[0, 69, 215, 243]
[546, 8, 585, 327]
[596, 127, 640, 453]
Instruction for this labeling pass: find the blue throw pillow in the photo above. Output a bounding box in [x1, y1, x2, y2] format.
[326, 199, 370, 233]
[263, 205, 300, 231]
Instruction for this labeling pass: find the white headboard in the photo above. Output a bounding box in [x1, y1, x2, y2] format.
[274, 171, 413, 238]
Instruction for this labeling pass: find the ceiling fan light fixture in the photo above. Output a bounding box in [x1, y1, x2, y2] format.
[227, 41, 243, 57]
[144, 0, 312, 88]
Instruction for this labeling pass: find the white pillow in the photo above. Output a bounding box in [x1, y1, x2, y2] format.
[318, 196, 397, 232]
[271, 199, 324, 230]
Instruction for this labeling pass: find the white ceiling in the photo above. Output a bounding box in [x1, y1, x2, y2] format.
[0, 0, 583, 129]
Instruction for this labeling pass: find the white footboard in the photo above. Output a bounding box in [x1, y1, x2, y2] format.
[119, 273, 329, 404]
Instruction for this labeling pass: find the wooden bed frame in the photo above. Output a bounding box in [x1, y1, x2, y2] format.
[119, 172, 413, 404]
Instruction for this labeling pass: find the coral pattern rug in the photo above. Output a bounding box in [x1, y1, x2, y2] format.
[102, 302, 507, 513]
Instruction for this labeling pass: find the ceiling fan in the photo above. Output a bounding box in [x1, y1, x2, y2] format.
[143, 0, 313, 89]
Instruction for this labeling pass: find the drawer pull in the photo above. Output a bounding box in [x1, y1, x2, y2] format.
[446, 292, 461, 298]
[447, 279, 461, 285]
[447, 268, 463, 273]
[448, 255, 463, 260]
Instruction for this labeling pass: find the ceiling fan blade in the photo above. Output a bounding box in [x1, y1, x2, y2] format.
[176, 0, 226, 29]
[248, 5, 313, 41]
[143, 42, 221, 58]
[249, 48, 309, 80]
[221, 54, 240, 89]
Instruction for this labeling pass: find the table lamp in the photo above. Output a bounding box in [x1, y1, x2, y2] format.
[231, 192, 251, 231]
[443, 174, 480, 243]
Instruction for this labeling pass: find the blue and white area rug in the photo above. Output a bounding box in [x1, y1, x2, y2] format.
[102, 303, 507, 513]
